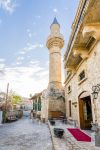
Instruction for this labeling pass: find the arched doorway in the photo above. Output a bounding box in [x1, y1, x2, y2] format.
[79, 91, 93, 129]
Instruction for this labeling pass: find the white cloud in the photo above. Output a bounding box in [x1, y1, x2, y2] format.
[0, 62, 49, 97]
[26, 43, 43, 51]
[29, 60, 40, 65]
[0, 70, 5, 75]
[0, 63, 5, 69]
[0, 58, 65, 97]
[0, 0, 16, 14]
[46, 61, 49, 67]
[17, 56, 24, 61]
[27, 29, 37, 38]
[28, 33, 32, 38]
[0, 58, 6, 69]
[19, 51, 26, 55]
[15, 56, 24, 65]
[53, 8, 58, 13]
[35, 15, 41, 19]
[19, 43, 44, 55]
[16, 62, 22, 65]
[36, 70, 48, 78]
[0, 58, 5, 62]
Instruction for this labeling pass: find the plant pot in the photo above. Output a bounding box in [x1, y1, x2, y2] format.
[49, 120, 55, 126]
[54, 128, 64, 138]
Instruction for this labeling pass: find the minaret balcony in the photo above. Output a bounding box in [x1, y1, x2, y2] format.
[46, 36, 64, 49]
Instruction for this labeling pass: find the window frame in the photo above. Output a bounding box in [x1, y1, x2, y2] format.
[67, 85, 71, 94]
[78, 69, 87, 84]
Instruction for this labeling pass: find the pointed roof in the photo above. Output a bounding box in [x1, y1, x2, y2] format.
[50, 17, 60, 27]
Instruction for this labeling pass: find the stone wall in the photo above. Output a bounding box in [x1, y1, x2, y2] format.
[65, 41, 100, 127]
[48, 98, 65, 118]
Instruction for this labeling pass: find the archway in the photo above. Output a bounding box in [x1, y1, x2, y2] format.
[79, 91, 93, 129]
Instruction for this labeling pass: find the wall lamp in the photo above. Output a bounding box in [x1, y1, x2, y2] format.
[92, 84, 100, 100]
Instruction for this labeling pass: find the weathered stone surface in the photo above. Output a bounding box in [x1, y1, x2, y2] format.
[64, 0, 100, 128]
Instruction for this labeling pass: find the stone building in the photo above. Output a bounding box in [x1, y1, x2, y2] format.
[64, 0, 100, 129]
[31, 93, 42, 118]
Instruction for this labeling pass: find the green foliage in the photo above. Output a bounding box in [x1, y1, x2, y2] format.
[12, 94, 22, 105]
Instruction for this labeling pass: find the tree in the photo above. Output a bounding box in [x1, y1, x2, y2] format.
[7, 90, 22, 106]
[12, 94, 22, 105]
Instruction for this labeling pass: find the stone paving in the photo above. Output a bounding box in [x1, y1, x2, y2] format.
[0, 112, 52, 150]
[48, 120, 100, 150]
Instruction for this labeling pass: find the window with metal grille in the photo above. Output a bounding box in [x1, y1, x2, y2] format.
[68, 85, 71, 93]
[79, 70, 85, 81]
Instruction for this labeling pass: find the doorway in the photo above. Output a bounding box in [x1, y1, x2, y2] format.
[79, 93, 93, 129]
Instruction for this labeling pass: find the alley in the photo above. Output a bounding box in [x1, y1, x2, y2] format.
[0, 111, 52, 150]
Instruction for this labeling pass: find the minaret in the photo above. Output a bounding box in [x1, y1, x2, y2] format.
[45, 18, 65, 120]
[46, 17, 64, 90]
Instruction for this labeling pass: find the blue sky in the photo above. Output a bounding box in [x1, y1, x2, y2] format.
[0, 0, 79, 97]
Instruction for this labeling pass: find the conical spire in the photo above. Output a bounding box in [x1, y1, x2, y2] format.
[52, 17, 59, 25]
[51, 17, 60, 27]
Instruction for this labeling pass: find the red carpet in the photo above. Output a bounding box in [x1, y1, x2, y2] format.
[67, 128, 91, 142]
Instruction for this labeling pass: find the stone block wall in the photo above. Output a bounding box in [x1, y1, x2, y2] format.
[48, 98, 65, 119]
[65, 41, 100, 127]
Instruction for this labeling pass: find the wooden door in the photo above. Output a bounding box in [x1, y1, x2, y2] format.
[79, 99, 85, 129]
[84, 100, 92, 129]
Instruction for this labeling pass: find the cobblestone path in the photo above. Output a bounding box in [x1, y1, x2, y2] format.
[0, 112, 52, 150]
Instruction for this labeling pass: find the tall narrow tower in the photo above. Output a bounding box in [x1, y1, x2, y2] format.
[46, 18, 65, 119]
[46, 17, 64, 90]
